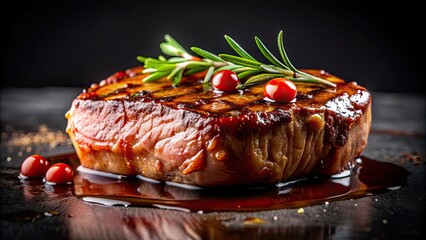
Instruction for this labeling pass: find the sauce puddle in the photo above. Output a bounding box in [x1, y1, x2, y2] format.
[74, 156, 410, 212]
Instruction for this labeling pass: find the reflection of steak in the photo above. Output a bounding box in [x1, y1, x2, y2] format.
[65, 67, 371, 187]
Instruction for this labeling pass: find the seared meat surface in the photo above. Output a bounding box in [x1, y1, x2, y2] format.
[66, 67, 371, 186]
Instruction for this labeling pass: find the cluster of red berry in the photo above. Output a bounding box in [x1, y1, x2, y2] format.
[212, 70, 297, 103]
[19, 154, 74, 185]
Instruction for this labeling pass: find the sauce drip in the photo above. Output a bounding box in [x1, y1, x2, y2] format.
[74, 156, 409, 212]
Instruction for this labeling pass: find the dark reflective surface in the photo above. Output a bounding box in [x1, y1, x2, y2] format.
[74, 156, 409, 212]
[1, 89, 425, 240]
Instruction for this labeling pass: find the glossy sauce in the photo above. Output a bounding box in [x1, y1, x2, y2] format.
[74, 156, 409, 212]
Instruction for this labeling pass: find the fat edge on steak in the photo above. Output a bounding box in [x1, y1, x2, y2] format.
[66, 67, 371, 187]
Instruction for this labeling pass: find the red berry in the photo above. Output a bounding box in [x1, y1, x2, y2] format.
[212, 70, 240, 92]
[45, 163, 74, 184]
[20, 154, 50, 179]
[263, 78, 297, 103]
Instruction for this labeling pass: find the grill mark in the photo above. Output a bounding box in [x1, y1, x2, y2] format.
[77, 67, 368, 120]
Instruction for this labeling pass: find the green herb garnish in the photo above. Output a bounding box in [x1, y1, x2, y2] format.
[137, 31, 336, 88]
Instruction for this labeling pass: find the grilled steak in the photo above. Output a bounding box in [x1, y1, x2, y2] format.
[65, 67, 371, 187]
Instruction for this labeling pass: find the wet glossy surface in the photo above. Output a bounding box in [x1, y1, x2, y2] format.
[1, 88, 425, 239]
[74, 156, 409, 212]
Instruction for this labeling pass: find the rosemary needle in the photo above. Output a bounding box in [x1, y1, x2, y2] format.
[136, 31, 336, 88]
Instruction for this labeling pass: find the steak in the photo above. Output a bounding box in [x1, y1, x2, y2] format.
[65, 67, 371, 187]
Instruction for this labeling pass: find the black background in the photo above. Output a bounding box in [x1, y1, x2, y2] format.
[1, 0, 422, 94]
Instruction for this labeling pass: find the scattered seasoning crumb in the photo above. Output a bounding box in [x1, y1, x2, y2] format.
[325, 201, 329, 205]
[375, 199, 378, 202]
[323, 209, 327, 212]
[401, 151, 425, 165]
[197, 210, 204, 214]
[6, 157, 12, 162]
[26, 146, 33, 153]
[17, 151, 23, 157]
[5, 125, 70, 148]
[273, 216, 278, 221]
[297, 208, 304, 214]
[382, 219, 388, 224]
[354, 203, 358, 206]
[243, 217, 265, 225]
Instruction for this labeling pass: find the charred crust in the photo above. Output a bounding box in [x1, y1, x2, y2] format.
[75, 67, 370, 148]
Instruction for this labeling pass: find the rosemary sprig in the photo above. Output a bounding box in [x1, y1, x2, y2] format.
[136, 31, 336, 88]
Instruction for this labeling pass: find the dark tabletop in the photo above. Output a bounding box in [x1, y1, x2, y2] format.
[1, 88, 425, 240]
